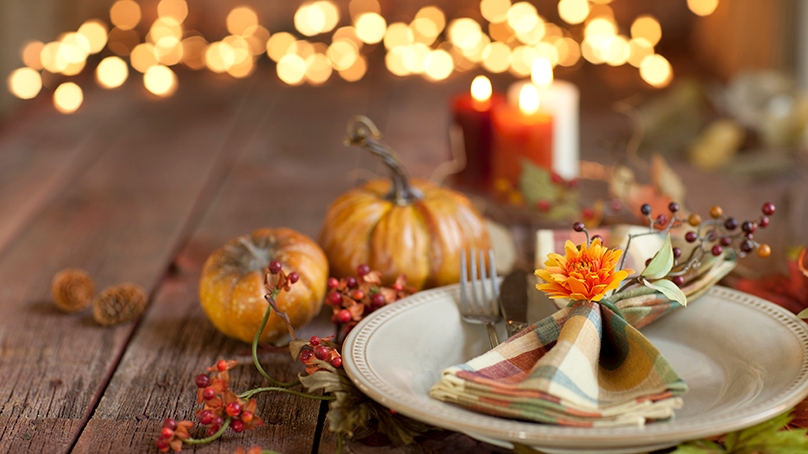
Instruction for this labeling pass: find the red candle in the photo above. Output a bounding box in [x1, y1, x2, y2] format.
[451, 75, 505, 189]
[491, 83, 553, 187]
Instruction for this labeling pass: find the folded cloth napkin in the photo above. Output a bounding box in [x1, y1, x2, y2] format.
[430, 253, 736, 428]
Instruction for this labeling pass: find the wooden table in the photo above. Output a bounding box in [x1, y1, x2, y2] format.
[0, 65, 806, 453]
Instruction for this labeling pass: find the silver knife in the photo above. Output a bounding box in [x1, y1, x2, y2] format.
[499, 270, 529, 337]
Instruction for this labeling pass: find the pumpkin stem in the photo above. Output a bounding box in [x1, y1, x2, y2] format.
[344, 115, 423, 205]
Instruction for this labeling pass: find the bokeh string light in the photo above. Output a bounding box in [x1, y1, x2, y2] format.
[6, 0, 717, 113]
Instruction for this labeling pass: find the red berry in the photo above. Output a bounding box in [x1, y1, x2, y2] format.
[640, 204, 652, 215]
[741, 221, 756, 234]
[288, 272, 299, 283]
[217, 359, 228, 371]
[346, 276, 358, 288]
[162, 418, 177, 430]
[160, 427, 173, 438]
[759, 216, 770, 228]
[572, 221, 584, 232]
[711, 245, 723, 256]
[392, 283, 403, 292]
[724, 217, 738, 230]
[314, 346, 330, 360]
[656, 214, 668, 226]
[672, 247, 682, 259]
[685, 231, 698, 242]
[212, 416, 224, 427]
[309, 336, 320, 346]
[357, 264, 371, 276]
[195, 373, 210, 388]
[202, 387, 216, 400]
[198, 410, 213, 425]
[582, 207, 595, 220]
[672, 276, 685, 287]
[156, 439, 169, 450]
[537, 200, 551, 212]
[207, 425, 220, 436]
[762, 202, 775, 216]
[226, 402, 242, 417]
[352, 290, 365, 300]
[330, 357, 343, 368]
[668, 202, 680, 213]
[268, 260, 282, 274]
[371, 293, 386, 308]
[551, 172, 564, 185]
[327, 277, 339, 289]
[231, 419, 245, 433]
[241, 411, 254, 423]
[337, 309, 352, 324]
[741, 240, 754, 253]
[327, 291, 342, 305]
[720, 237, 731, 247]
[299, 349, 313, 362]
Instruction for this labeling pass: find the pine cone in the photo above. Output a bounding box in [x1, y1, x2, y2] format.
[92, 283, 148, 326]
[51, 268, 95, 313]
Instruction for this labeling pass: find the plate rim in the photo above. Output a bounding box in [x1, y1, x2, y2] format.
[343, 285, 808, 448]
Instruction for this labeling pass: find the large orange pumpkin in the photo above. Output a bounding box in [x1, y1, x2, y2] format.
[199, 227, 328, 343]
[319, 116, 491, 290]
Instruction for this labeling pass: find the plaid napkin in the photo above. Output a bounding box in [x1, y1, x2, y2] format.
[430, 253, 736, 428]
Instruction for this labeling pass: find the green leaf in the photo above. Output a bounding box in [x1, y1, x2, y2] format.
[519, 160, 553, 206]
[641, 234, 674, 279]
[643, 278, 687, 307]
[798, 308, 808, 319]
[518, 160, 579, 221]
[670, 440, 724, 454]
[731, 411, 792, 448]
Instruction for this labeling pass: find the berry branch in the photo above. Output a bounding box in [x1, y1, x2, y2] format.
[572, 201, 775, 301]
[155, 261, 429, 453]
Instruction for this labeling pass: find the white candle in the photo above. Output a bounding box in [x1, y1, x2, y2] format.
[507, 77, 579, 180]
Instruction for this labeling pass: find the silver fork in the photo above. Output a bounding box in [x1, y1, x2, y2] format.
[459, 249, 501, 348]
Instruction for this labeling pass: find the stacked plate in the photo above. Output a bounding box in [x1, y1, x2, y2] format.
[343, 285, 808, 454]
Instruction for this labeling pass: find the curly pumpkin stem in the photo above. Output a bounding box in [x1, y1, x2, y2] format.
[344, 115, 423, 206]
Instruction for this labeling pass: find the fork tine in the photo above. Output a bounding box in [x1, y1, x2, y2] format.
[478, 249, 489, 312]
[469, 248, 480, 311]
[460, 250, 468, 312]
[488, 249, 499, 304]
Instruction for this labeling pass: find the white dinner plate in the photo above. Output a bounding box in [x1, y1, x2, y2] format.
[343, 285, 808, 453]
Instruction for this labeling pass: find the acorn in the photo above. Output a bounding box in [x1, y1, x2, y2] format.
[92, 283, 148, 326]
[51, 268, 95, 313]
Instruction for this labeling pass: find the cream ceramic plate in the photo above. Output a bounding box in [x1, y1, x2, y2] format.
[343, 285, 808, 453]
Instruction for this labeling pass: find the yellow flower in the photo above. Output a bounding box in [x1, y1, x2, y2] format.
[535, 238, 633, 302]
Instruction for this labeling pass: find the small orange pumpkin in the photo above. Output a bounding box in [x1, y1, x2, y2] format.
[199, 227, 328, 343]
[319, 116, 491, 290]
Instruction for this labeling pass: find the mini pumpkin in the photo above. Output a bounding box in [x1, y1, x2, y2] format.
[319, 116, 491, 290]
[199, 227, 328, 343]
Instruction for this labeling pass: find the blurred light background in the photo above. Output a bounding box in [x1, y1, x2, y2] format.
[0, 0, 804, 115]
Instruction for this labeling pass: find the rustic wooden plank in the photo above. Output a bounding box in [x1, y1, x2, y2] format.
[70, 73, 386, 453]
[0, 87, 138, 260]
[0, 74, 268, 453]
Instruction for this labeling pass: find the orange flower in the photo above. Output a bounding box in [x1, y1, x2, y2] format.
[535, 238, 633, 302]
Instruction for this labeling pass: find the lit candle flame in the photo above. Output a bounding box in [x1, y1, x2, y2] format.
[519, 83, 540, 115]
[531, 58, 553, 87]
[470, 75, 492, 102]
